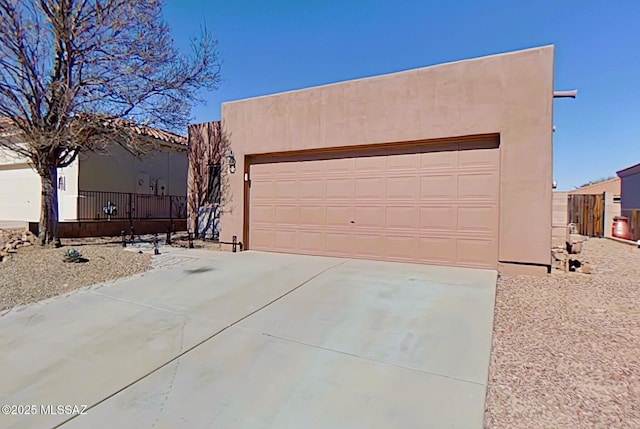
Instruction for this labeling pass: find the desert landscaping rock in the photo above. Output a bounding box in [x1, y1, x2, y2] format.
[0, 230, 224, 313]
[0, 241, 151, 313]
[485, 238, 640, 428]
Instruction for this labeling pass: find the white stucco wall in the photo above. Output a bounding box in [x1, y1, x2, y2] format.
[1, 139, 186, 222]
[0, 147, 79, 222]
[58, 159, 79, 221]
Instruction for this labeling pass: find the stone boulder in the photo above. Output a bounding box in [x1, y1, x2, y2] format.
[0, 228, 37, 262]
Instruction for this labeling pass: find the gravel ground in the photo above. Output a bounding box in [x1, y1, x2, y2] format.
[485, 238, 640, 428]
[0, 243, 151, 313]
[0, 231, 223, 314]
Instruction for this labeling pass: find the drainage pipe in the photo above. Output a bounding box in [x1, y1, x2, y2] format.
[553, 90, 578, 98]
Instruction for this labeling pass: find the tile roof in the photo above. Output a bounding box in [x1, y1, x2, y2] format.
[0, 116, 187, 146]
[98, 117, 187, 146]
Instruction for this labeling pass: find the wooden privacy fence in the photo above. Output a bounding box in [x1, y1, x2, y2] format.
[567, 193, 605, 237]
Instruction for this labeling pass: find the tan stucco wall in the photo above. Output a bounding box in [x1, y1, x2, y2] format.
[78, 144, 188, 196]
[220, 46, 555, 268]
[568, 178, 620, 196]
[604, 191, 621, 238]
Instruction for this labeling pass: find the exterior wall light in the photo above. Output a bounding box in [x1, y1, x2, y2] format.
[227, 150, 236, 174]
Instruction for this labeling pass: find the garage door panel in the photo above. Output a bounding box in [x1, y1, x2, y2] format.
[355, 156, 386, 173]
[299, 179, 325, 200]
[326, 178, 355, 200]
[299, 205, 325, 226]
[386, 206, 419, 229]
[386, 176, 419, 200]
[386, 236, 419, 260]
[326, 233, 354, 255]
[325, 158, 355, 173]
[275, 180, 299, 200]
[457, 238, 498, 267]
[326, 205, 353, 226]
[419, 237, 457, 263]
[250, 229, 275, 249]
[353, 234, 385, 258]
[458, 206, 497, 233]
[251, 205, 275, 224]
[419, 206, 456, 230]
[386, 153, 419, 171]
[251, 163, 275, 178]
[458, 173, 498, 199]
[275, 205, 299, 224]
[299, 231, 325, 252]
[249, 141, 499, 269]
[274, 230, 299, 250]
[355, 177, 385, 200]
[459, 146, 499, 167]
[300, 159, 326, 174]
[420, 148, 458, 169]
[354, 206, 385, 228]
[272, 162, 299, 176]
[251, 180, 276, 200]
[420, 175, 457, 200]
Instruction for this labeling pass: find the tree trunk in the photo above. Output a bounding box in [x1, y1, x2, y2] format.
[38, 162, 61, 247]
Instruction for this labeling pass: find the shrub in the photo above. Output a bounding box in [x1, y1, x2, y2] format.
[63, 248, 84, 263]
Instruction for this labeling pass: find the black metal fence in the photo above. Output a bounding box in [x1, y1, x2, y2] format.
[78, 190, 187, 221]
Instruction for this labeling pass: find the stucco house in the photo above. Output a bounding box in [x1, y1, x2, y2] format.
[569, 177, 620, 202]
[0, 119, 188, 234]
[190, 45, 557, 275]
[616, 162, 640, 240]
[562, 177, 622, 238]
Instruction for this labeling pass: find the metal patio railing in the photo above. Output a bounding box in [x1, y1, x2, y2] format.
[77, 190, 187, 221]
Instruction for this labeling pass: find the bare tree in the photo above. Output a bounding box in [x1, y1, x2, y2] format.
[187, 121, 231, 239]
[0, 0, 220, 246]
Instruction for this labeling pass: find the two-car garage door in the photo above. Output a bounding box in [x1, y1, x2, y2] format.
[248, 138, 500, 269]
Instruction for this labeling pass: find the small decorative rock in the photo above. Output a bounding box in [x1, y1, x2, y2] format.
[0, 229, 38, 256]
[580, 264, 594, 274]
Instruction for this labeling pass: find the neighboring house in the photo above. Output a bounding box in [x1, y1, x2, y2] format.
[190, 45, 556, 275]
[569, 177, 620, 200]
[0, 120, 188, 227]
[616, 162, 640, 240]
[565, 178, 621, 238]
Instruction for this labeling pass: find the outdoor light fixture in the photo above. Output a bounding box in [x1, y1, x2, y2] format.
[227, 150, 237, 174]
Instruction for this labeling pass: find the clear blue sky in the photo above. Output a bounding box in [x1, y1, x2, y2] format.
[163, 0, 640, 191]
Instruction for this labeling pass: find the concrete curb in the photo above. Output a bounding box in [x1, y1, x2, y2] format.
[606, 236, 639, 247]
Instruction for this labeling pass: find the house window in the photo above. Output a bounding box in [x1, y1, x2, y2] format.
[58, 176, 66, 191]
[207, 164, 221, 204]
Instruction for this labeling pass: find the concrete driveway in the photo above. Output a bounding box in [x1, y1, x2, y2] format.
[0, 250, 496, 429]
